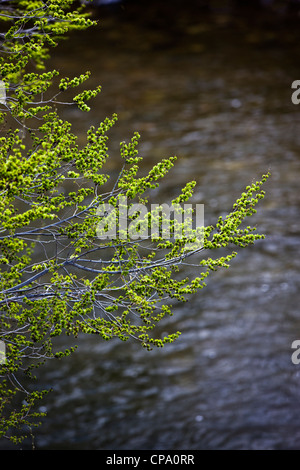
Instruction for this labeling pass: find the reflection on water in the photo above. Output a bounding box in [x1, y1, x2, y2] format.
[4, 0, 300, 449]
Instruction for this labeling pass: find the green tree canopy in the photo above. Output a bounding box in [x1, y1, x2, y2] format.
[0, 0, 270, 445]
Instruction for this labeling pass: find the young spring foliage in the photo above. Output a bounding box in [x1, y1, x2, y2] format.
[0, 0, 270, 445]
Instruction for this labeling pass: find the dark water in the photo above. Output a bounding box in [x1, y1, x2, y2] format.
[4, 1, 300, 450]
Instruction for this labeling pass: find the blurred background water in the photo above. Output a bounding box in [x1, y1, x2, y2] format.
[3, 0, 300, 450]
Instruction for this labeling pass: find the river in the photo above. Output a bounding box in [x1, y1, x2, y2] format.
[6, 0, 300, 450]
